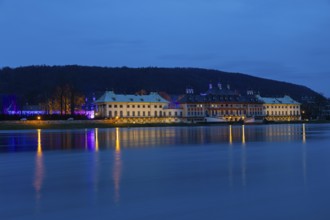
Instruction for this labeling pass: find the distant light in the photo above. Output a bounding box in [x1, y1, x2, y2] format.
[37, 116, 41, 120]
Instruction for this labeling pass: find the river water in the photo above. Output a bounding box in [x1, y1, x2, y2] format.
[1, 124, 330, 220]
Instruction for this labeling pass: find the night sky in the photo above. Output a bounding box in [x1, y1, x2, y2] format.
[1, 0, 329, 97]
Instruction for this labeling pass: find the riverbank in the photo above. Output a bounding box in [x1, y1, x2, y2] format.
[0, 119, 329, 130]
[0, 120, 192, 130]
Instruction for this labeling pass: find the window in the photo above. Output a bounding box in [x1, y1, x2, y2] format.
[114, 105, 117, 108]
[119, 105, 123, 108]
[132, 111, 135, 117]
[142, 105, 145, 108]
[109, 111, 112, 117]
[137, 105, 140, 108]
[127, 111, 130, 117]
[148, 105, 150, 108]
[132, 105, 135, 108]
[143, 111, 145, 116]
[154, 105, 157, 108]
[109, 105, 112, 108]
[148, 111, 151, 116]
[127, 105, 130, 108]
[154, 111, 157, 116]
[114, 111, 118, 116]
[120, 111, 123, 117]
[138, 111, 140, 116]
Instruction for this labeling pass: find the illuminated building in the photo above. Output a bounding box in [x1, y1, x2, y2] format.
[256, 95, 301, 121]
[94, 91, 183, 122]
[179, 83, 264, 122]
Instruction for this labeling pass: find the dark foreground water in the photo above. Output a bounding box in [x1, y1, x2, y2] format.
[1, 124, 330, 220]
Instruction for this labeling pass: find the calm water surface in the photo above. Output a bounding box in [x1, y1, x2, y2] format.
[1, 124, 330, 220]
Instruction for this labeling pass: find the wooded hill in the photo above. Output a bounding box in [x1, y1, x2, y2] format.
[0, 65, 323, 104]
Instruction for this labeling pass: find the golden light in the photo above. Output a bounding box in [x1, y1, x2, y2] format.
[115, 128, 120, 152]
[34, 129, 44, 200]
[37, 129, 42, 156]
[95, 128, 99, 152]
[37, 116, 41, 120]
[229, 125, 233, 144]
[114, 127, 122, 203]
[242, 125, 246, 144]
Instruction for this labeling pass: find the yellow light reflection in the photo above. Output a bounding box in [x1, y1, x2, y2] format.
[302, 123, 306, 143]
[242, 125, 246, 144]
[37, 129, 42, 156]
[115, 128, 120, 152]
[229, 125, 233, 144]
[95, 128, 99, 152]
[34, 129, 44, 201]
[113, 127, 122, 203]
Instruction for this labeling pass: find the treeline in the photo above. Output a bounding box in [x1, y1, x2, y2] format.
[0, 65, 324, 105]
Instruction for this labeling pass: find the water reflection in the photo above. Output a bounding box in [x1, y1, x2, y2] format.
[302, 123, 306, 143]
[228, 146, 233, 187]
[34, 129, 44, 201]
[229, 125, 233, 145]
[302, 123, 307, 184]
[241, 144, 246, 187]
[113, 128, 122, 204]
[0, 124, 313, 153]
[94, 128, 99, 152]
[242, 125, 246, 144]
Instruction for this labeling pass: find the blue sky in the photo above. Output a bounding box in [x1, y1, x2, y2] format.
[1, 0, 330, 96]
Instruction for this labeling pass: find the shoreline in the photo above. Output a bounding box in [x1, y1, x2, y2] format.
[0, 119, 329, 130]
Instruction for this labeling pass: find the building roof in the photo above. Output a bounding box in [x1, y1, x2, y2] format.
[179, 94, 262, 104]
[95, 91, 169, 104]
[256, 95, 300, 104]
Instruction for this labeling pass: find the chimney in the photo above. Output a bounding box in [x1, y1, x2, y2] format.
[247, 90, 254, 95]
[217, 82, 222, 90]
[186, 87, 194, 94]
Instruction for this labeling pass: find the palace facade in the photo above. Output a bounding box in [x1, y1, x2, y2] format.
[179, 83, 264, 122]
[94, 83, 302, 123]
[94, 91, 183, 123]
[256, 95, 301, 121]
